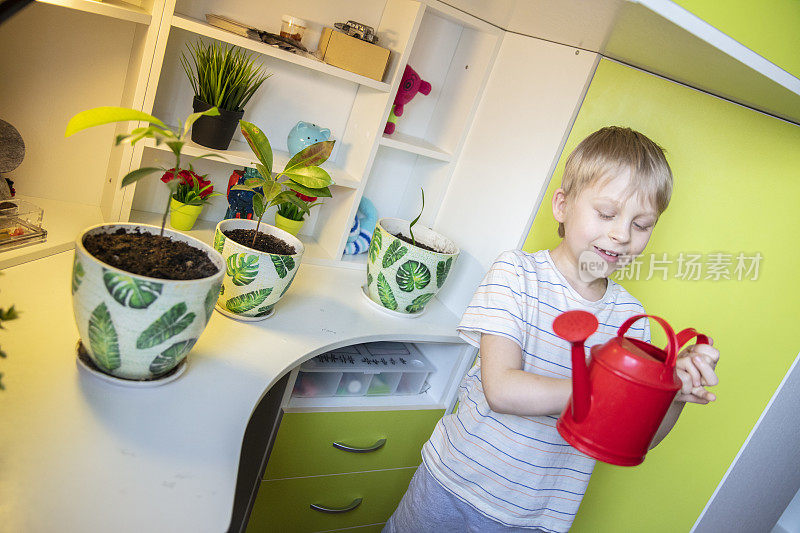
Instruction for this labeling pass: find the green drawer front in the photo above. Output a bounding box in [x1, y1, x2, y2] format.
[265, 409, 444, 479]
[247, 467, 415, 533]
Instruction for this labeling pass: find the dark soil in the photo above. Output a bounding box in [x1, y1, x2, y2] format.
[393, 232, 442, 253]
[83, 228, 218, 280]
[224, 229, 296, 255]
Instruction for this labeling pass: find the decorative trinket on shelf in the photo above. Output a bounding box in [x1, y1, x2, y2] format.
[0, 119, 23, 200]
[0, 200, 46, 251]
[334, 20, 378, 44]
[205, 14, 314, 57]
[344, 197, 378, 255]
[384, 65, 432, 134]
[287, 121, 332, 156]
[225, 168, 262, 220]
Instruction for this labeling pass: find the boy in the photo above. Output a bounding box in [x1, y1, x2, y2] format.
[384, 127, 720, 532]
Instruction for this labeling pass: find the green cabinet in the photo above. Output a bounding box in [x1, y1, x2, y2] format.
[248, 408, 445, 532]
[265, 409, 445, 479]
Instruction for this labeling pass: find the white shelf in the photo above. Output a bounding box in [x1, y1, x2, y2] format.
[142, 137, 362, 189]
[0, 195, 104, 270]
[170, 14, 393, 92]
[35, 0, 150, 24]
[128, 209, 335, 263]
[284, 392, 445, 412]
[379, 132, 452, 162]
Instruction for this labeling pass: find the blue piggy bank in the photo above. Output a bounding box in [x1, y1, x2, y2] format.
[287, 121, 331, 156]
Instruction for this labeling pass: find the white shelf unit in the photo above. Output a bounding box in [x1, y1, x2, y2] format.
[35, 0, 151, 24]
[281, 341, 476, 413]
[110, 0, 502, 268]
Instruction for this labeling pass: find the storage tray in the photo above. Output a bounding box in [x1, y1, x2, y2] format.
[291, 342, 436, 398]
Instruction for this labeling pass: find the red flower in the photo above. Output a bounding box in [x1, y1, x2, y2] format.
[161, 168, 214, 198]
[295, 192, 317, 203]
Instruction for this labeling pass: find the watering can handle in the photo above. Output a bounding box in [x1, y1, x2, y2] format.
[676, 328, 710, 349]
[617, 314, 679, 367]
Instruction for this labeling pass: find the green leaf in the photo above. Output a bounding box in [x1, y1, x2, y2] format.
[205, 283, 221, 321]
[103, 270, 163, 309]
[244, 177, 264, 188]
[396, 260, 431, 292]
[149, 338, 197, 375]
[136, 302, 196, 349]
[121, 167, 163, 187]
[285, 181, 332, 198]
[271, 254, 295, 278]
[368, 230, 382, 263]
[225, 288, 272, 313]
[190, 152, 227, 164]
[255, 163, 273, 182]
[183, 107, 220, 137]
[72, 258, 85, 294]
[281, 166, 332, 189]
[367, 272, 373, 287]
[377, 272, 397, 310]
[87, 302, 121, 371]
[382, 240, 408, 268]
[279, 270, 298, 297]
[226, 253, 260, 285]
[261, 181, 282, 204]
[405, 293, 435, 313]
[437, 257, 453, 289]
[239, 121, 273, 175]
[284, 140, 334, 170]
[252, 193, 266, 218]
[65, 106, 166, 137]
[213, 229, 226, 253]
[254, 305, 274, 317]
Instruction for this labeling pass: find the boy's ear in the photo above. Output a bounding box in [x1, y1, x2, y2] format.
[552, 188, 568, 223]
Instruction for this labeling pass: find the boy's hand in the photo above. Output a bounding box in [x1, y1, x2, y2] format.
[675, 337, 720, 404]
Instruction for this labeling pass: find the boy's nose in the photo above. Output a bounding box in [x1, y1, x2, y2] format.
[609, 222, 631, 243]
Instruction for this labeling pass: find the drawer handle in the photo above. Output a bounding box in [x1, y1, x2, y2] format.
[310, 497, 363, 514]
[332, 438, 387, 453]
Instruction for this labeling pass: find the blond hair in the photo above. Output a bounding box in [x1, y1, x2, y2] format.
[557, 126, 672, 237]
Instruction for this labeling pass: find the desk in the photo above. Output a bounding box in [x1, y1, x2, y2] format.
[0, 251, 460, 532]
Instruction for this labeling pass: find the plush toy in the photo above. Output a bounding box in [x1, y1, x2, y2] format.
[225, 167, 263, 219]
[344, 197, 378, 255]
[384, 65, 431, 135]
[287, 121, 331, 156]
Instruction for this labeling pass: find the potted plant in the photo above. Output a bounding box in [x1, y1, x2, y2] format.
[212, 120, 334, 320]
[65, 106, 226, 381]
[366, 190, 459, 315]
[274, 190, 328, 236]
[181, 39, 270, 150]
[162, 167, 221, 230]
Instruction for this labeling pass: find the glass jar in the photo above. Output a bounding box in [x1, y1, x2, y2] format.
[280, 15, 307, 44]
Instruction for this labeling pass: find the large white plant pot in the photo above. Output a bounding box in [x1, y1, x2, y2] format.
[366, 218, 459, 315]
[72, 223, 225, 380]
[213, 218, 304, 321]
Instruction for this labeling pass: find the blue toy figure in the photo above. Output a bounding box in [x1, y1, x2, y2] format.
[225, 167, 263, 219]
[344, 197, 378, 255]
[287, 121, 331, 156]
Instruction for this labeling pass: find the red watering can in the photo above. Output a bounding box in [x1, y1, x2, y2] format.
[552, 311, 709, 466]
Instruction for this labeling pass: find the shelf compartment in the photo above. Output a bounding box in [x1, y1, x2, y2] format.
[171, 14, 392, 92]
[35, 0, 150, 24]
[142, 137, 361, 190]
[378, 132, 452, 162]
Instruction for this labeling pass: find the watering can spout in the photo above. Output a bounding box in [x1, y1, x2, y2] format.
[553, 310, 598, 423]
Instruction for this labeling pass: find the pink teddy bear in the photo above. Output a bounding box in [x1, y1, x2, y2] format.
[384, 65, 432, 135]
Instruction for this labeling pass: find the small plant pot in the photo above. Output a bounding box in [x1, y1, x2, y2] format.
[169, 197, 203, 231]
[274, 213, 305, 236]
[191, 97, 244, 150]
[72, 223, 225, 381]
[366, 218, 459, 315]
[213, 218, 304, 321]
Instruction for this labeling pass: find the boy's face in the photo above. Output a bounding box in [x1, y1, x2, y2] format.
[553, 170, 659, 280]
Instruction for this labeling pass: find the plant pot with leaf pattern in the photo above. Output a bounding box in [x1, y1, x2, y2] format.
[72, 223, 224, 381]
[213, 218, 304, 321]
[366, 218, 459, 316]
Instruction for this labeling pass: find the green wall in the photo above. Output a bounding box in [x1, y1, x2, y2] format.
[523, 58, 800, 531]
[674, 0, 800, 78]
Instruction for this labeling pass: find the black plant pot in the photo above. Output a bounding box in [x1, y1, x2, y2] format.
[191, 97, 244, 150]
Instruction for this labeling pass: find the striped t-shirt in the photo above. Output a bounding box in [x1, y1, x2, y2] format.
[422, 249, 651, 532]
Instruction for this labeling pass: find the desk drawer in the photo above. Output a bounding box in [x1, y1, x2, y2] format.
[247, 467, 416, 532]
[265, 409, 443, 479]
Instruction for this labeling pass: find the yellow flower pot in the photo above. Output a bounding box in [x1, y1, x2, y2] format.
[274, 213, 305, 236]
[169, 197, 203, 231]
